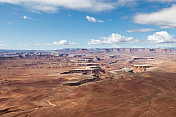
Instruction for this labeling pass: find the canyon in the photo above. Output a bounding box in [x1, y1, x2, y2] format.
[0, 48, 176, 117]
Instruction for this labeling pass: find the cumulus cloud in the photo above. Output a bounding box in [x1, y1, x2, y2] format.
[23, 16, 32, 20]
[0, 0, 116, 12]
[134, 5, 176, 28]
[35, 40, 75, 46]
[126, 28, 155, 33]
[86, 16, 104, 23]
[102, 33, 137, 44]
[148, 31, 176, 43]
[51, 40, 74, 45]
[88, 33, 138, 45]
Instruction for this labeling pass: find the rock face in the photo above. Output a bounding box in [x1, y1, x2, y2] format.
[64, 75, 101, 86]
[131, 65, 153, 73]
[61, 66, 104, 74]
[61, 66, 105, 86]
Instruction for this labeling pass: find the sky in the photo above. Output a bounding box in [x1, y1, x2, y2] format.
[0, 0, 176, 50]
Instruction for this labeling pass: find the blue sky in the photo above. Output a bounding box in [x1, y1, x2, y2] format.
[0, 0, 176, 50]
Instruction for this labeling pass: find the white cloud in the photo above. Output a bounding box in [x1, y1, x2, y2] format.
[1, 0, 175, 13]
[0, 0, 116, 12]
[126, 28, 155, 33]
[148, 31, 176, 43]
[35, 40, 75, 46]
[86, 16, 96, 22]
[88, 39, 102, 45]
[146, 0, 176, 2]
[120, 0, 176, 3]
[88, 33, 138, 45]
[51, 40, 73, 45]
[86, 16, 104, 23]
[23, 16, 32, 20]
[102, 33, 137, 44]
[134, 5, 176, 28]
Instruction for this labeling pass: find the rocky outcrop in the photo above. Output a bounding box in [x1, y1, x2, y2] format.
[131, 65, 153, 73]
[64, 75, 101, 86]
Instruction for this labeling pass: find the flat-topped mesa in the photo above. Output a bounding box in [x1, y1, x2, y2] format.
[70, 66, 103, 74]
[131, 64, 153, 73]
[61, 66, 105, 75]
[70, 58, 94, 63]
[128, 57, 155, 64]
[133, 64, 152, 68]
[133, 57, 155, 60]
[62, 66, 105, 86]
[75, 49, 90, 54]
[75, 63, 99, 66]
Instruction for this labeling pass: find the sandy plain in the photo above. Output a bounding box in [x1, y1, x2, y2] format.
[0, 53, 176, 117]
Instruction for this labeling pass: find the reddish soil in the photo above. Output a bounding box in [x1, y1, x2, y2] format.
[0, 56, 176, 117]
